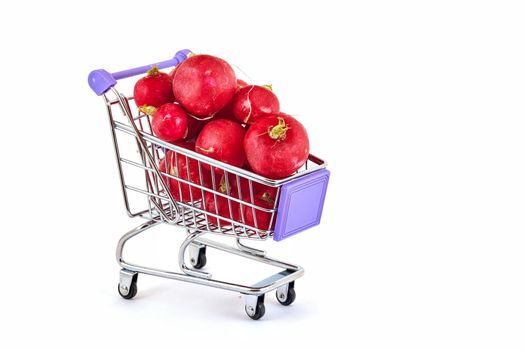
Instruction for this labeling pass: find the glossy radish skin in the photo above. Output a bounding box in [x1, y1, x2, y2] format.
[134, 66, 174, 108]
[217, 173, 277, 231]
[185, 114, 205, 140]
[195, 119, 246, 173]
[204, 192, 241, 226]
[168, 65, 179, 81]
[232, 85, 280, 124]
[244, 114, 309, 179]
[213, 79, 249, 121]
[212, 101, 236, 121]
[240, 177, 277, 231]
[150, 104, 189, 142]
[243, 193, 276, 231]
[253, 183, 278, 201]
[237, 79, 248, 88]
[172, 54, 236, 117]
[203, 176, 242, 226]
[214, 173, 249, 202]
[159, 142, 211, 202]
[220, 172, 277, 203]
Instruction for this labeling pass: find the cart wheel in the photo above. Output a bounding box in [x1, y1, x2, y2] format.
[245, 295, 265, 320]
[190, 246, 207, 269]
[276, 282, 296, 306]
[118, 281, 137, 299]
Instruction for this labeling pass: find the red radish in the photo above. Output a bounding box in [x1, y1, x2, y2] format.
[185, 114, 205, 140]
[244, 113, 309, 179]
[203, 192, 241, 226]
[217, 173, 277, 231]
[232, 85, 280, 124]
[220, 172, 277, 203]
[203, 176, 242, 226]
[212, 102, 236, 121]
[253, 183, 278, 201]
[237, 79, 248, 88]
[195, 119, 246, 173]
[172, 54, 236, 117]
[168, 66, 178, 81]
[243, 162, 254, 172]
[215, 173, 249, 201]
[208, 171, 277, 230]
[243, 193, 276, 231]
[145, 103, 188, 142]
[134, 66, 174, 108]
[159, 142, 211, 202]
[214, 79, 249, 121]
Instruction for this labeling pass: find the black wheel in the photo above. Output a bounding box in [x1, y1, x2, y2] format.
[245, 295, 265, 320]
[191, 247, 207, 269]
[118, 281, 137, 299]
[276, 282, 296, 306]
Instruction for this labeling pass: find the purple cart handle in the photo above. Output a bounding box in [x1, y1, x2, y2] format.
[88, 49, 192, 96]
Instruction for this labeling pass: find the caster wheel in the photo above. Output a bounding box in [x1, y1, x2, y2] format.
[276, 282, 296, 306]
[118, 281, 137, 299]
[245, 295, 265, 320]
[190, 246, 207, 269]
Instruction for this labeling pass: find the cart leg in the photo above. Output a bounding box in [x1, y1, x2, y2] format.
[179, 231, 211, 279]
[236, 238, 266, 257]
[118, 269, 138, 299]
[116, 219, 162, 266]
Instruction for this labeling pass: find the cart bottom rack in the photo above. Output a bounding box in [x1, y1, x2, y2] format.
[117, 219, 302, 320]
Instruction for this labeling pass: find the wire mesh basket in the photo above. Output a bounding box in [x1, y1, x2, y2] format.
[100, 70, 329, 241]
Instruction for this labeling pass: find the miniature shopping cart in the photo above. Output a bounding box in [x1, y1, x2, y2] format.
[88, 49, 330, 320]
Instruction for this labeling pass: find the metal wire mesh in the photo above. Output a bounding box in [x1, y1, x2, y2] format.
[104, 90, 325, 241]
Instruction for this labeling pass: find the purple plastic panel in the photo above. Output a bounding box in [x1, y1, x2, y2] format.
[273, 169, 330, 241]
[88, 49, 192, 96]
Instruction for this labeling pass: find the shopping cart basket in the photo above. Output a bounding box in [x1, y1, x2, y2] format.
[88, 49, 330, 319]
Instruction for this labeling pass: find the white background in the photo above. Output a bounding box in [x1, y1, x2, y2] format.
[1, 0, 524, 349]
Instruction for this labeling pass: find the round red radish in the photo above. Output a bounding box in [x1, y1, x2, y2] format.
[195, 119, 246, 172]
[252, 183, 278, 201]
[243, 193, 276, 231]
[232, 85, 280, 124]
[212, 101, 236, 121]
[216, 173, 277, 231]
[203, 176, 242, 226]
[168, 65, 179, 81]
[232, 174, 277, 230]
[185, 114, 205, 140]
[134, 66, 174, 108]
[204, 192, 242, 227]
[172, 54, 236, 117]
[243, 162, 254, 172]
[214, 173, 248, 201]
[214, 79, 249, 121]
[159, 142, 211, 202]
[149, 103, 188, 142]
[244, 114, 309, 179]
[237, 79, 248, 88]
[220, 172, 277, 203]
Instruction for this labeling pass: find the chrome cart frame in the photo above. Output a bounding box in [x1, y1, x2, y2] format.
[88, 49, 330, 319]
